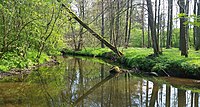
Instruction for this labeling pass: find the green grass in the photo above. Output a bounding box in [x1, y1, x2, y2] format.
[64, 47, 200, 79]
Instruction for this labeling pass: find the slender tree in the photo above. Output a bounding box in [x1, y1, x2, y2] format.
[101, 0, 105, 48]
[195, 1, 200, 50]
[178, 0, 188, 57]
[166, 0, 173, 48]
[109, 0, 114, 45]
[157, 0, 161, 50]
[146, 0, 160, 56]
[193, 0, 197, 48]
[127, 0, 133, 47]
[124, 0, 130, 48]
[115, 0, 120, 47]
[142, 0, 145, 47]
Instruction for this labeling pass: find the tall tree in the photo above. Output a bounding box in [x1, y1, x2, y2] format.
[101, 0, 105, 48]
[146, 0, 160, 56]
[142, 0, 145, 47]
[193, 0, 197, 48]
[166, 0, 173, 48]
[127, 0, 133, 48]
[109, 0, 114, 45]
[178, 0, 188, 57]
[115, 0, 120, 47]
[124, 0, 130, 48]
[157, 0, 161, 50]
[195, 1, 200, 50]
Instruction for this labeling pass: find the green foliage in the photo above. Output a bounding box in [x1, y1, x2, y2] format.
[0, 50, 50, 72]
[0, 0, 69, 71]
[170, 28, 193, 48]
[129, 25, 148, 47]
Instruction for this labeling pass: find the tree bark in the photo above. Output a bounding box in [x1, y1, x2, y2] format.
[157, 0, 161, 50]
[195, 2, 200, 50]
[178, 0, 188, 57]
[142, 0, 145, 48]
[62, 4, 123, 57]
[115, 0, 120, 47]
[109, 0, 114, 45]
[193, 0, 197, 48]
[127, 0, 133, 48]
[101, 0, 105, 48]
[146, 0, 160, 56]
[124, 0, 130, 48]
[166, 0, 173, 49]
[147, 24, 151, 48]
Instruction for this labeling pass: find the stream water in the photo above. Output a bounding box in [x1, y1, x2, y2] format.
[0, 56, 200, 107]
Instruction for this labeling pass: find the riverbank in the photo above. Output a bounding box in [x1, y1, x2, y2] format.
[63, 48, 200, 79]
[0, 50, 60, 79]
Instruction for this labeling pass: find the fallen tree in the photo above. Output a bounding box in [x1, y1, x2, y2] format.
[61, 3, 123, 57]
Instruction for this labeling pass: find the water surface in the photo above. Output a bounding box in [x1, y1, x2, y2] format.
[0, 56, 200, 107]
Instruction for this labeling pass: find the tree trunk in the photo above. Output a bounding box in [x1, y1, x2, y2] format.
[147, 24, 151, 48]
[62, 4, 123, 57]
[110, 0, 114, 45]
[194, 0, 197, 48]
[127, 0, 133, 47]
[195, 2, 200, 50]
[124, 0, 130, 48]
[142, 0, 145, 48]
[157, 0, 161, 50]
[115, 0, 120, 47]
[146, 0, 160, 56]
[178, 0, 188, 57]
[166, 0, 173, 49]
[101, 0, 105, 48]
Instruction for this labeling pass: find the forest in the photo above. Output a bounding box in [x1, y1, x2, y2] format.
[2, 0, 200, 106]
[1, 0, 200, 77]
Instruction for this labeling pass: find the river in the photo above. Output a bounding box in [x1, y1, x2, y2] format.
[0, 56, 200, 107]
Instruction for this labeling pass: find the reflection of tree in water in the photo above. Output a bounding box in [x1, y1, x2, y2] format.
[2, 57, 200, 107]
[36, 57, 200, 107]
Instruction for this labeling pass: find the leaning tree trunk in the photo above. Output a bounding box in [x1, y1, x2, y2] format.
[62, 4, 123, 57]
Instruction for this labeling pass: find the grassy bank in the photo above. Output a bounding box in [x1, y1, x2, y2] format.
[64, 48, 200, 79]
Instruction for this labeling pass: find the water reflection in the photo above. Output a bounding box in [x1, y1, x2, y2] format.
[0, 57, 200, 107]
